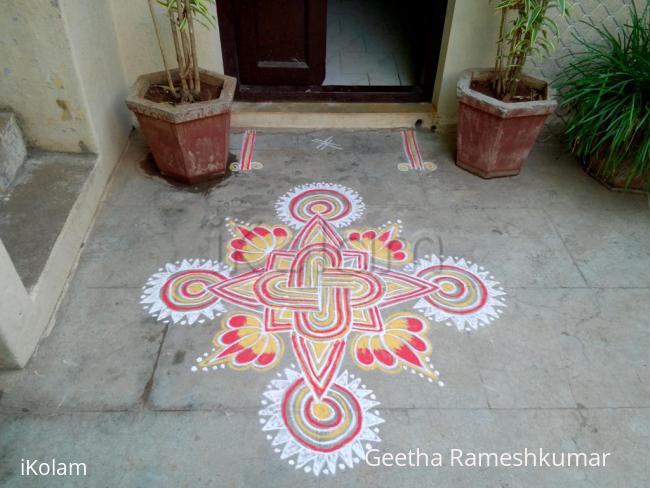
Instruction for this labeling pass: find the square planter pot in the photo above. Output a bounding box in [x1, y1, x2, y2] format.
[584, 155, 648, 194]
[126, 69, 236, 184]
[456, 69, 557, 178]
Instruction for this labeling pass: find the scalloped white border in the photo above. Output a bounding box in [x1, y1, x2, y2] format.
[405, 255, 507, 331]
[140, 259, 231, 325]
[259, 366, 384, 476]
[274, 182, 365, 229]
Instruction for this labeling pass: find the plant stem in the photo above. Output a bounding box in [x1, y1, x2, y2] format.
[147, 0, 177, 98]
[185, 0, 201, 97]
[495, 8, 507, 97]
[169, 8, 192, 102]
[181, 28, 194, 94]
[177, 2, 194, 94]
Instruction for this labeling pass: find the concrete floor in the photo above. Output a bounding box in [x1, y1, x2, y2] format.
[1, 128, 649, 487]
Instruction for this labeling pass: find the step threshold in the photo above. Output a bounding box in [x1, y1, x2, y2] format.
[231, 102, 436, 129]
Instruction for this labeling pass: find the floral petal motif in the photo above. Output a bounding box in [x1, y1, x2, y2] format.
[351, 313, 437, 379]
[346, 223, 411, 265]
[196, 313, 284, 371]
[226, 219, 291, 267]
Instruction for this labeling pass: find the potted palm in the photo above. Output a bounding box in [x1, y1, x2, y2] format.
[126, 0, 236, 184]
[557, 4, 649, 194]
[456, 0, 568, 178]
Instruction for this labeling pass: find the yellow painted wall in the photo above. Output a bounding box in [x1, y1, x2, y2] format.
[108, 0, 495, 128]
[432, 0, 500, 126]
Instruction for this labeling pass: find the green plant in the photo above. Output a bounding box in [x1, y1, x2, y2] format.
[147, 0, 216, 103]
[557, 4, 649, 190]
[493, 0, 569, 100]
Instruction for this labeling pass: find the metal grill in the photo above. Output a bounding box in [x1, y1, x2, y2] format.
[523, 0, 640, 140]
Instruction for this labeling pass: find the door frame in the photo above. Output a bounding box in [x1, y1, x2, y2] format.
[216, 0, 449, 102]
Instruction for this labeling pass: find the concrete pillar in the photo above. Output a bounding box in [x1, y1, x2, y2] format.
[432, 0, 501, 127]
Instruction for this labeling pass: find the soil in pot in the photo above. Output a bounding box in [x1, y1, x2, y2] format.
[470, 78, 546, 103]
[144, 81, 222, 105]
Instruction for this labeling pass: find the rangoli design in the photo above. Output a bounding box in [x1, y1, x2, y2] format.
[141, 182, 506, 476]
[230, 130, 262, 172]
[399, 128, 437, 172]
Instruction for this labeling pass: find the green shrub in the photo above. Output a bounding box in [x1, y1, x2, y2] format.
[557, 4, 649, 190]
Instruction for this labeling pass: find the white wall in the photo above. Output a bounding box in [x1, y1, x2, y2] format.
[0, 1, 96, 152]
[110, 0, 224, 88]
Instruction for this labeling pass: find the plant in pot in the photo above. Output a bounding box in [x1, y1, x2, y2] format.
[456, 0, 568, 178]
[557, 4, 649, 194]
[126, 0, 236, 184]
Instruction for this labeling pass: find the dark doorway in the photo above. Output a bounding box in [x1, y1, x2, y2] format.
[217, 0, 448, 102]
[325, 0, 423, 86]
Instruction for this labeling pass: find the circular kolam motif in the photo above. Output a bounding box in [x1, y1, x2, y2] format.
[406, 255, 507, 331]
[397, 161, 438, 172]
[423, 161, 438, 171]
[141, 259, 231, 325]
[283, 380, 362, 453]
[259, 367, 384, 476]
[229, 161, 263, 172]
[397, 162, 411, 172]
[275, 182, 365, 229]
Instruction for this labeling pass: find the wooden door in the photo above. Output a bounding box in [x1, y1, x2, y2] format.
[224, 0, 327, 86]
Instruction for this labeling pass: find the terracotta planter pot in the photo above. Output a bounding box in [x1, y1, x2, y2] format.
[456, 69, 557, 178]
[584, 156, 648, 194]
[126, 69, 236, 184]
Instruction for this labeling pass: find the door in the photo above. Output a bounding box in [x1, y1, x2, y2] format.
[226, 0, 327, 86]
[217, 0, 448, 102]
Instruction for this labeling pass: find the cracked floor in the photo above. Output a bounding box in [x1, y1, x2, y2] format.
[1, 128, 649, 487]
